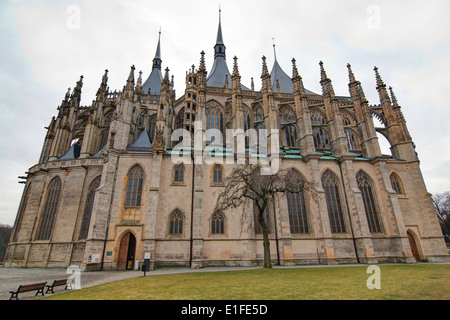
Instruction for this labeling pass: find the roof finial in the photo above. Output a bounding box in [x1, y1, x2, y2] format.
[273, 37, 277, 62]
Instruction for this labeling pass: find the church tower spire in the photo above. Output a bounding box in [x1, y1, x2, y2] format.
[214, 6, 226, 59]
[142, 30, 163, 95]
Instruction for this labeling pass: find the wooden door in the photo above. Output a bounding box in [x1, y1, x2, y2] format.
[407, 231, 421, 262]
[126, 233, 136, 270]
[117, 233, 130, 270]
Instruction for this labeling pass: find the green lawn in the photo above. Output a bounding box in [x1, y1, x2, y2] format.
[42, 264, 450, 300]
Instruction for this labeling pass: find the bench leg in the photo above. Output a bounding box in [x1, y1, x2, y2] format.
[9, 292, 18, 300]
[36, 289, 45, 297]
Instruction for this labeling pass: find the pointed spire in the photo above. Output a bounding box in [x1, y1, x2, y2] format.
[232, 56, 240, 77]
[319, 61, 327, 83]
[374, 66, 386, 90]
[71, 75, 83, 103]
[96, 69, 109, 102]
[389, 86, 399, 107]
[262, 56, 270, 77]
[347, 63, 356, 84]
[152, 29, 162, 69]
[261, 56, 272, 93]
[199, 50, 206, 72]
[292, 58, 300, 79]
[291, 58, 305, 96]
[374, 66, 391, 105]
[214, 6, 226, 58]
[217, 6, 224, 45]
[273, 38, 278, 62]
[127, 65, 135, 88]
[319, 61, 335, 97]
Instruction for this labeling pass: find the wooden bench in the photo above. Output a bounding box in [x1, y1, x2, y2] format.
[45, 279, 70, 294]
[9, 282, 47, 300]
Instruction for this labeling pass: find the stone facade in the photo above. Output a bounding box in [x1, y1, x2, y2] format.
[4, 14, 449, 271]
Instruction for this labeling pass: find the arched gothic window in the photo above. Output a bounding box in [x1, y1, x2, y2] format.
[12, 182, 32, 242]
[357, 171, 383, 233]
[321, 171, 346, 233]
[79, 176, 101, 240]
[98, 129, 109, 151]
[286, 171, 309, 234]
[125, 165, 144, 207]
[148, 114, 157, 143]
[169, 210, 184, 235]
[254, 108, 266, 150]
[211, 211, 225, 234]
[36, 177, 62, 240]
[173, 163, 185, 184]
[103, 112, 113, 126]
[243, 107, 251, 147]
[345, 129, 359, 151]
[311, 110, 330, 150]
[390, 173, 404, 195]
[212, 164, 223, 185]
[206, 101, 224, 144]
[279, 107, 298, 147]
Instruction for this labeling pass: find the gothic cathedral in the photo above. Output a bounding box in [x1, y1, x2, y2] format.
[4, 12, 449, 271]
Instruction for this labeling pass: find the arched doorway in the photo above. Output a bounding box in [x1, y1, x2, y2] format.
[117, 232, 136, 270]
[407, 230, 421, 262]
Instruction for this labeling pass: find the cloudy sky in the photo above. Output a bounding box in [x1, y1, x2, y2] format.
[1, 0, 449, 226]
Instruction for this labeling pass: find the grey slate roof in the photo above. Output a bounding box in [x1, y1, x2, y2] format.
[59, 143, 81, 160]
[127, 129, 153, 152]
[270, 59, 318, 95]
[206, 56, 250, 90]
[142, 68, 163, 95]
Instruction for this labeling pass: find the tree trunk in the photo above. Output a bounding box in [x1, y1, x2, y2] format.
[258, 211, 272, 268]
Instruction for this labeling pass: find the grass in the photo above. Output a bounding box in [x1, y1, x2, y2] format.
[42, 264, 450, 300]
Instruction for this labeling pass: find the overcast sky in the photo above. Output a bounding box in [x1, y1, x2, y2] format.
[1, 0, 449, 226]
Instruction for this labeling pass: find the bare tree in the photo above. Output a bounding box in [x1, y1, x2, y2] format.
[214, 164, 316, 268]
[432, 192, 450, 246]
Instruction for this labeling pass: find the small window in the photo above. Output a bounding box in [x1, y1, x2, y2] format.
[173, 164, 185, 184]
[169, 210, 183, 235]
[212, 165, 223, 185]
[390, 173, 404, 195]
[211, 211, 225, 234]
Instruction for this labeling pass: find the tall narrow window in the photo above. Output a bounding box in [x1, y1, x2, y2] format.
[173, 164, 185, 184]
[125, 165, 144, 207]
[286, 172, 309, 234]
[206, 101, 224, 144]
[169, 210, 183, 235]
[280, 107, 298, 147]
[357, 171, 383, 233]
[345, 129, 359, 151]
[12, 183, 32, 242]
[36, 177, 62, 240]
[254, 107, 266, 150]
[79, 176, 101, 240]
[321, 171, 346, 233]
[148, 114, 157, 143]
[211, 211, 225, 234]
[212, 164, 223, 184]
[390, 173, 404, 195]
[311, 110, 330, 150]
